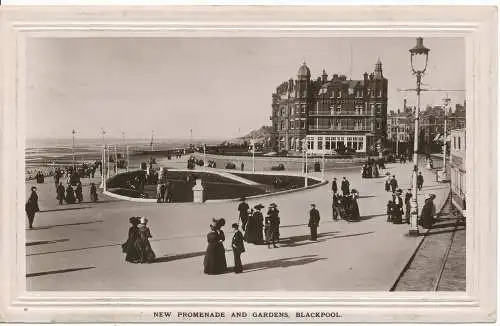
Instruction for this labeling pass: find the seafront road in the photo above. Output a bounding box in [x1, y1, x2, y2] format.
[26, 157, 450, 291]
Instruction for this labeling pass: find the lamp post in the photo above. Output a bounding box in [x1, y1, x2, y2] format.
[438, 97, 450, 182]
[203, 143, 207, 170]
[408, 37, 430, 237]
[321, 151, 325, 180]
[395, 126, 399, 155]
[71, 129, 76, 170]
[252, 141, 255, 172]
[100, 129, 106, 189]
[302, 138, 308, 187]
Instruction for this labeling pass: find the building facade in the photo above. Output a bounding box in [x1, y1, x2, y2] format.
[387, 98, 414, 154]
[271, 60, 388, 155]
[450, 128, 466, 214]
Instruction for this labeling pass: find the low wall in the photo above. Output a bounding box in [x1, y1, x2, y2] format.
[194, 153, 365, 172]
[102, 168, 327, 203]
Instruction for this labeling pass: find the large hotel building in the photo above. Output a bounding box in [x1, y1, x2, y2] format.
[270, 60, 388, 155]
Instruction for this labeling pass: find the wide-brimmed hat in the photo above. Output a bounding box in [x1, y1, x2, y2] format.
[129, 217, 139, 224]
[140, 217, 148, 224]
[254, 204, 265, 210]
[385, 172, 391, 176]
[396, 188, 403, 194]
[424, 193, 432, 200]
[311, 203, 316, 207]
[270, 203, 277, 207]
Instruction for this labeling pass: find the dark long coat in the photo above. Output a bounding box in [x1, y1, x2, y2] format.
[265, 208, 280, 242]
[122, 226, 140, 263]
[56, 184, 65, 202]
[244, 211, 263, 244]
[238, 202, 250, 229]
[25, 191, 39, 219]
[65, 186, 76, 204]
[75, 184, 83, 202]
[231, 230, 245, 273]
[331, 180, 338, 193]
[341, 180, 350, 195]
[308, 208, 320, 228]
[135, 225, 156, 263]
[204, 230, 227, 275]
[420, 200, 435, 229]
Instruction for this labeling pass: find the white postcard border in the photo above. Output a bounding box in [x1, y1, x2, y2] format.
[0, 6, 496, 323]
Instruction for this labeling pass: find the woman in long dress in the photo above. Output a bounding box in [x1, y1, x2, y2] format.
[75, 182, 83, 203]
[244, 205, 263, 244]
[203, 218, 227, 275]
[122, 217, 140, 263]
[25, 186, 40, 229]
[135, 217, 156, 263]
[65, 185, 76, 204]
[90, 183, 98, 202]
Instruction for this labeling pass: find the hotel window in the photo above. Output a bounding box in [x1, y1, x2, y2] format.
[453, 136, 457, 149]
[347, 137, 353, 149]
[325, 137, 331, 150]
[458, 136, 461, 150]
[378, 89, 382, 97]
[376, 104, 381, 113]
[307, 137, 314, 150]
[301, 105, 306, 114]
[336, 105, 341, 113]
[318, 137, 323, 150]
[300, 121, 306, 129]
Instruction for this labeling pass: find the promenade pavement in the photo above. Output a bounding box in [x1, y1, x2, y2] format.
[25, 156, 450, 291]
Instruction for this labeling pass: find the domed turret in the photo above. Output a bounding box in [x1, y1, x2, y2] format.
[297, 62, 311, 79]
[374, 58, 383, 79]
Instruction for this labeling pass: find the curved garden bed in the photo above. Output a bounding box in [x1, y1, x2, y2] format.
[105, 169, 322, 202]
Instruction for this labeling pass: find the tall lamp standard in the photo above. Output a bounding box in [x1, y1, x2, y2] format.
[437, 97, 451, 182]
[71, 129, 77, 170]
[100, 128, 106, 190]
[302, 138, 308, 187]
[408, 37, 430, 236]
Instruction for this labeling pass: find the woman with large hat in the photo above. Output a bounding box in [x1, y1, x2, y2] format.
[204, 218, 227, 274]
[420, 194, 435, 229]
[135, 217, 156, 263]
[122, 217, 140, 263]
[244, 205, 264, 244]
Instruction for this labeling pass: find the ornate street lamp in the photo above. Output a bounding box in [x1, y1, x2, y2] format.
[408, 37, 430, 236]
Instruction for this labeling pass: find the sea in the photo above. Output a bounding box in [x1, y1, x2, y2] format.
[25, 138, 222, 170]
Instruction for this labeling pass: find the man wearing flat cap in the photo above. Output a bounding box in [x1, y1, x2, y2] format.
[308, 204, 321, 241]
[231, 223, 245, 273]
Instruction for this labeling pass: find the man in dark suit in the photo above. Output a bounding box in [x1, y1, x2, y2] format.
[237, 197, 249, 231]
[331, 177, 338, 195]
[341, 177, 350, 196]
[308, 204, 321, 241]
[231, 223, 245, 273]
[417, 172, 424, 191]
[390, 175, 399, 193]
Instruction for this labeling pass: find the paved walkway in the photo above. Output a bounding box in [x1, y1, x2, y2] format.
[25, 156, 450, 291]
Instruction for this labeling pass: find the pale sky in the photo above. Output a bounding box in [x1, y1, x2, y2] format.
[26, 37, 465, 140]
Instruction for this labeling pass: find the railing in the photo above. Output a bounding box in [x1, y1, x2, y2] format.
[308, 126, 372, 132]
[308, 111, 373, 116]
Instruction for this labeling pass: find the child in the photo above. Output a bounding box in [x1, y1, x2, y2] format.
[386, 200, 394, 222]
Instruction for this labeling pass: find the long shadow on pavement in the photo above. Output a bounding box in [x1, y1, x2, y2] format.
[27, 266, 95, 278]
[359, 214, 386, 221]
[27, 220, 104, 231]
[26, 238, 70, 246]
[154, 251, 206, 263]
[242, 255, 326, 273]
[41, 206, 92, 213]
[278, 231, 374, 248]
